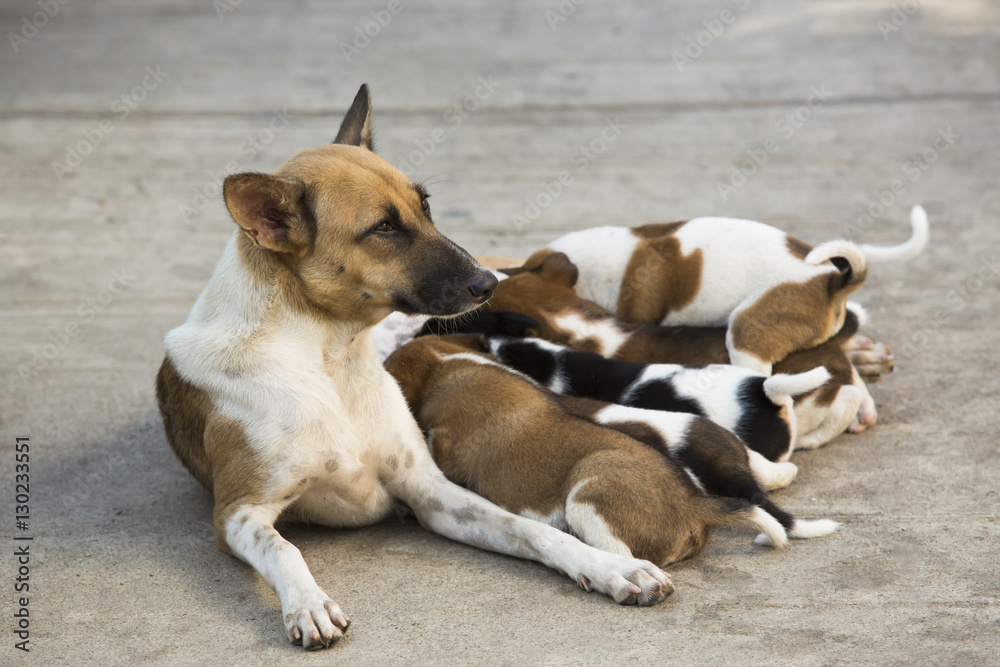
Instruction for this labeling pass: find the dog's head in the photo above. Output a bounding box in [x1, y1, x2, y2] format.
[491, 252, 611, 342]
[222, 84, 497, 326]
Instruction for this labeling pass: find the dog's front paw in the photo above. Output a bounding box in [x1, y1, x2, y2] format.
[283, 589, 350, 650]
[846, 337, 894, 380]
[578, 555, 673, 606]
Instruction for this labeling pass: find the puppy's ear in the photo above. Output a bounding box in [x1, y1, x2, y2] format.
[499, 248, 557, 276]
[223, 173, 312, 255]
[333, 84, 374, 151]
[538, 252, 579, 287]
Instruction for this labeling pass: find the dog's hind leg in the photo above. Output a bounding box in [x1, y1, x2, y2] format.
[727, 288, 838, 376]
[796, 383, 865, 449]
[564, 479, 634, 558]
[389, 467, 674, 605]
[725, 299, 775, 375]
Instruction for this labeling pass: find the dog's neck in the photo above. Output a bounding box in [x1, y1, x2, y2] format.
[172, 233, 382, 375]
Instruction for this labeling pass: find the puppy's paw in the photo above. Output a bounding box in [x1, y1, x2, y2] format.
[848, 339, 894, 380]
[847, 391, 878, 434]
[283, 589, 350, 650]
[847, 409, 878, 433]
[580, 554, 673, 606]
[762, 461, 799, 491]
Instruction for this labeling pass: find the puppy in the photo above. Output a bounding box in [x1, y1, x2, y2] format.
[479, 335, 830, 462]
[555, 396, 837, 543]
[486, 251, 887, 445]
[156, 85, 670, 650]
[385, 337, 837, 569]
[516, 208, 928, 374]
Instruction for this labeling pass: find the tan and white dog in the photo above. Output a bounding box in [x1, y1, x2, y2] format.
[156, 85, 670, 651]
[519, 209, 928, 375]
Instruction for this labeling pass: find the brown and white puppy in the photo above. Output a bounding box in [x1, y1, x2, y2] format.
[386, 337, 838, 569]
[156, 85, 671, 651]
[491, 252, 887, 447]
[516, 209, 927, 374]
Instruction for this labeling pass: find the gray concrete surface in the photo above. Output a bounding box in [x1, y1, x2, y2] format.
[2, 0, 998, 664]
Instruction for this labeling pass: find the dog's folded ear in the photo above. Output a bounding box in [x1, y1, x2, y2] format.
[223, 173, 312, 255]
[333, 84, 374, 151]
[537, 252, 579, 287]
[498, 249, 557, 276]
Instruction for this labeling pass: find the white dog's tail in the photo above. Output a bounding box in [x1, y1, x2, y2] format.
[859, 205, 930, 262]
[803, 205, 929, 290]
[805, 241, 868, 290]
[763, 367, 832, 406]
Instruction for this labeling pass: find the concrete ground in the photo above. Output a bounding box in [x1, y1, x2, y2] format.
[2, 0, 998, 664]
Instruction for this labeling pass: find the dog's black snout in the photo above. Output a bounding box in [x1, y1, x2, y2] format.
[467, 272, 498, 301]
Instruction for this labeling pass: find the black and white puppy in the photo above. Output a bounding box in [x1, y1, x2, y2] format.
[481, 336, 830, 462]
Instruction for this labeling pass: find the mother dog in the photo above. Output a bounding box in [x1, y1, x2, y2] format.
[155, 85, 670, 650]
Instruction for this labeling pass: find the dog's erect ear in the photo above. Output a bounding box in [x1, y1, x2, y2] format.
[223, 173, 312, 254]
[333, 84, 374, 151]
[537, 252, 579, 287]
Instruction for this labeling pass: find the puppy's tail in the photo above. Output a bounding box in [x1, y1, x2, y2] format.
[806, 240, 868, 292]
[704, 497, 789, 548]
[699, 467, 839, 549]
[804, 206, 929, 293]
[858, 205, 930, 263]
[750, 495, 841, 547]
[763, 367, 832, 406]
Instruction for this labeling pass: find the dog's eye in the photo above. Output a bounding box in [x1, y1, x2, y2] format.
[421, 197, 431, 217]
[373, 220, 395, 234]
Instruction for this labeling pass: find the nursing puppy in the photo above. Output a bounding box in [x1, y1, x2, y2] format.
[386, 337, 833, 569]
[555, 396, 836, 542]
[518, 208, 928, 374]
[488, 252, 885, 445]
[480, 335, 830, 462]
[156, 85, 670, 650]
